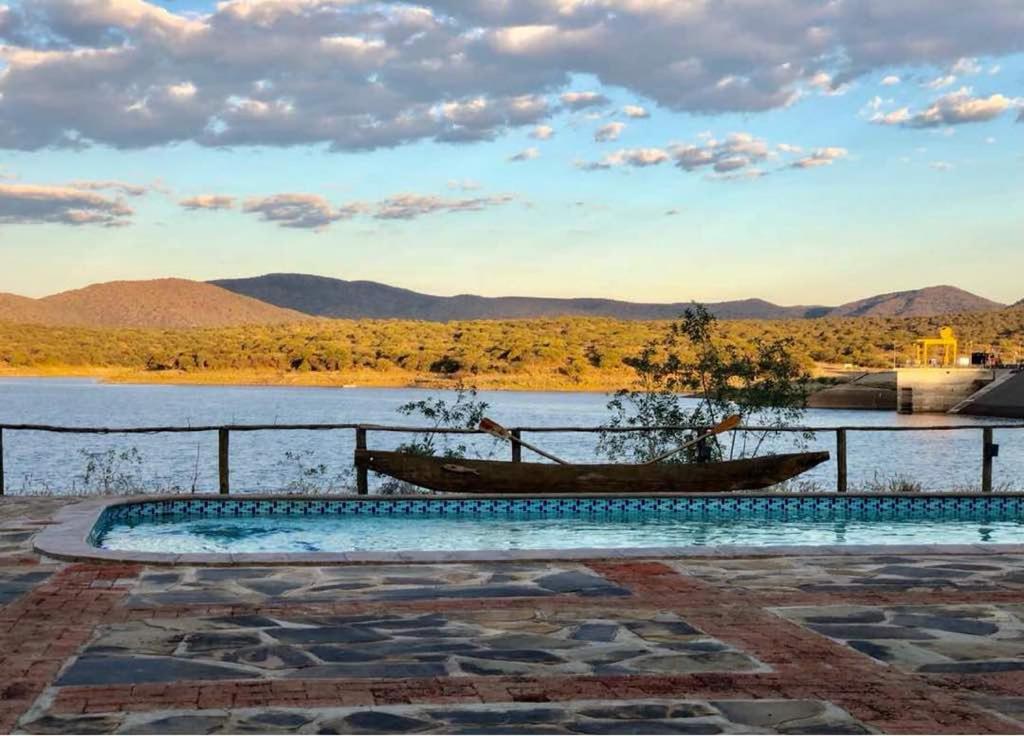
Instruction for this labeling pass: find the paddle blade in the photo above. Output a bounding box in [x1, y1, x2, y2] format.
[478, 417, 511, 439]
[713, 414, 742, 435]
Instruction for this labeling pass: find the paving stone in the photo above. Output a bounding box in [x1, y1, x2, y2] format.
[195, 568, 274, 581]
[240, 580, 306, 596]
[918, 660, 1024, 674]
[572, 624, 619, 642]
[873, 565, 976, 579]
[624, 620, 701, 639]
[236, 711, 313, 729]
[185, 632, 264, 653]
[889, 614, 999, 636]
[131, 714, 229, 734]
[373, 585, 551, 601]
[466, 649, 568, 664]
[780, 725, 871, 734]
[577, 705, 673, 720]
[804, 611, 887, 625]
[536, 571, 618, 593]
[57, 656, 251, 686]
[567, 720, 723, 734]
[808, 624, 937, 640]
[226, 644, 316, 669]
[711, 701, 825, 728]
[207, 615, 281, 629]
[846, 640, 894, 662]
[331, 711, 434, 733]
[268, 626, 390, 645]
[21, 714, 123, 734]
[436, 708, 566, 726]
[283, 662, 448, 679]
[140, 573, 180, 585]
[486, 634, 585, 650]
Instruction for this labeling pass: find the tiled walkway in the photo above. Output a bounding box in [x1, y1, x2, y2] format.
[5, 498, 1024, 733]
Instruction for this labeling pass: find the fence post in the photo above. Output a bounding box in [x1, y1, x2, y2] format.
[0, 428, 4, 497]
[218, 428, 230, 495]
[511, 429, 522, 463]
[836, 428, 848, 493]
[982, 427, 995, 493]
[356, 427, 369, 495]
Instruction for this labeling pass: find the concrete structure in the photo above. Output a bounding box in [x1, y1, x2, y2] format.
[951, 369, 1024, 418]
[895, 367, 994, 413]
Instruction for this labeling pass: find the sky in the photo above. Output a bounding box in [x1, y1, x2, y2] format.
[0, 0, 1022, 306]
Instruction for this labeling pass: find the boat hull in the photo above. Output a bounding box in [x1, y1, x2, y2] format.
[355, 450, 831, 494]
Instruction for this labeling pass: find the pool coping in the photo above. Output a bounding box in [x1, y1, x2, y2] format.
[33, 492, 1024, 566]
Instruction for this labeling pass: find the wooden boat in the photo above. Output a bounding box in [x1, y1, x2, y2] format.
[355, 449, 830, 494]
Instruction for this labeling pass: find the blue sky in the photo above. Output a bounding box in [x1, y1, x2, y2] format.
[0, 0, 1022, 305]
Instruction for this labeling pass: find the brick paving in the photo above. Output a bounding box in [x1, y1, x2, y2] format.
[4, 499, 1024, 732]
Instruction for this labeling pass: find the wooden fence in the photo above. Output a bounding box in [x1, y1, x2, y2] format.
[0, 422, 1018, 496]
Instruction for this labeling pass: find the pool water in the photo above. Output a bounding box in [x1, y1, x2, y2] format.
[94, 496, 1024, 553]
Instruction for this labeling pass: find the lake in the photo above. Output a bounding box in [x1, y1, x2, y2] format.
[0, 377, 1021, 495]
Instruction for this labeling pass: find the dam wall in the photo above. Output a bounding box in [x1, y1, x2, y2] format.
[951, 370, 1024, 418]
[896, 368, 994, 413]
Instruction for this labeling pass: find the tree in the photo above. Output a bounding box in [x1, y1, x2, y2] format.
[598, 305, 812, 463]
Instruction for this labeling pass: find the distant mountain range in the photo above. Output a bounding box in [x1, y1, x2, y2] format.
[211, 274, 832, 322]
[213, 274, 1005, 323]
[827, 286, 1005, 318]
[0, 275, 1010, 329]
[0, 279, 305, 329]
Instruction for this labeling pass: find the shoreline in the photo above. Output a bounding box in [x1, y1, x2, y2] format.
[0, 366, 871, 400]
[0, 366, 635, 394]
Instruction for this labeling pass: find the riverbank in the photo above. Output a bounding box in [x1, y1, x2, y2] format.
[0, 365, 639, 392]
[0, 365, 862, 396]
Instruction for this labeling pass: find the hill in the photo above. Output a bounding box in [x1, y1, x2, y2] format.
[211, 273, 830, 321]
[7, 279, 309, 328]
[0, 293, 66, 325]
[829, 286, 1004, 318]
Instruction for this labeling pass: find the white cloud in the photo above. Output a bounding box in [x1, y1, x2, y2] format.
[508, 146, 540, 162]
[180, 194, 235, 210]
[0, 182, 133, 226]
[791, 147, 848, 168]
[560, 91, 610, 110]
[808, 71, 849, 95]
[881, 75, 901, 86]
[242, 194, 355, 231]
[529, 125, 554, 140]
[623, 105, 649, 118]
[1, 0, 1023, 151]
[66, 180, 148, 197]
[579, 132, 846, 178]
[594, 121, 625, 142]
[374, 193, 514, 220]
[578, 147, 671, 170]
[232, 189, 514, 228]
[951, 57, 982, 75]
[873, 88, 1018, 128]
[923, 75, 958, 90]
[930, 161, 954, 171]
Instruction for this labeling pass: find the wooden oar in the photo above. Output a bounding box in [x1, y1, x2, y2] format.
[479, 417, 570, 465]
[643, 414, 742, 465]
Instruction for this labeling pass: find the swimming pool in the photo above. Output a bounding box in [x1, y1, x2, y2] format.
[87, 495, 1024, 556]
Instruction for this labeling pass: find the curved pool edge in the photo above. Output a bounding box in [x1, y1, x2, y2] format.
[33, 492, 1024, 566]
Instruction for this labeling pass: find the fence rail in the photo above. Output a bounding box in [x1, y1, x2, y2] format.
[0, 422, 1018, 496]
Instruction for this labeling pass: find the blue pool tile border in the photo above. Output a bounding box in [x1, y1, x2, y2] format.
[87, 494, 1024, 548]
[35, 493, 1024, 567]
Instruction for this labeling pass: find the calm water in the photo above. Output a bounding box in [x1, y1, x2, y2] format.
[99, 500, 1024, 553]
[0, 377, 1021, 494]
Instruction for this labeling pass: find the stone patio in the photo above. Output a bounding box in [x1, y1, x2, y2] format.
[4, 496, 1024, 733]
